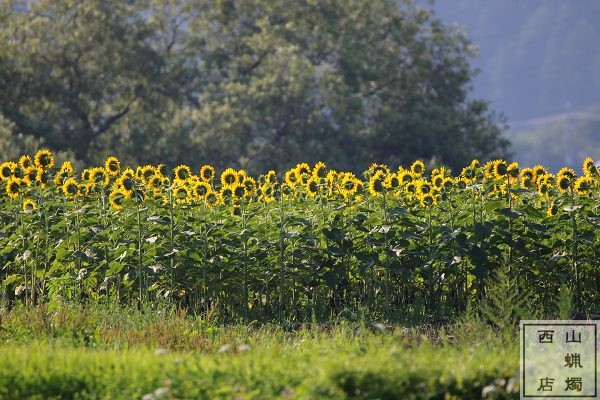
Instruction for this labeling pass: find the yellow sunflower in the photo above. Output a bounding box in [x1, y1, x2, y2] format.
[205, 191, 220, 207]
[573, 176, 594, 196]
[109, 187, 130, 210]
[22, 198, 37, 212]
[62, 178, 79, 199]
[260, 184, 276, 203]
[174, 164, 192, 181]
[90, 167, 110, 187]
[419, 192, 437, 207]
[556, 175, 572, 193]
[532, 165, 547, 180]
[243, 177, 256, 198]
[285, 168, 299, 188]
[582, 157, 596, 178]
[104, 156, 121, 176]
[384, 173, 400, 190]
[410, 160, 425, 176]
[221, 168, 238, 187]
[6, 176, 21, 199]
[18, 155, 33, 170]
[295, 163, 311, 177]
[193, 181, 212, 200]
[368, 170, 386, 197]
[0, 161, 17, 181]
[34, 149, 55, 169]
[35, 168, 51, 187]
[305, 176, 319, 198]
[546, 201, 558, 218]
[232, 183, 246, 199]
[312, 162, 327, 180]
[199, 165, 215, 182]
[173, 185, 191, 204]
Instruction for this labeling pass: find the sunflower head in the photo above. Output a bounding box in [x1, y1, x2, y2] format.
[0, 161, 17, 180]
[233, 184, 245, 199]
[22, 198, 36, 213]
[410, 160, 425, 176]
[18, 155, 33, 170]
[173, 165, 191, 181]
[312, 162, 327, 179]
[6, 177, 22, 199]
[368, 170, 386, 197]
[147, 175, 164, 192]
[104, 156, 121, 176]
[419, 192, 437, 207]
[295, 163, 311, 177]
[243, 177, 256, 197]
[265, 170, 277, 185]
[90, 167, 109, 187]
[582, 157, 597, 178]
[205, 191, 220, 207]
[62, 178, 79, 199]
[221, 168, 238, 187]
[574, 176, 594, 196]
[193, 181, 211, 199]
[384, 173, 400, 190]
[285, 168, 299, 187]
[173, 185, 190, 204]
[557, 175, 572, 193]
[34, 149, 55, 169]
[200, 165, 215, 182]
[306, 177, 319, 197]
[532, 165, 547, 179]
[546, 201, 559, 218]
[109, 188, 130, 210]
[492, 160, 508, 179]
[260, 184, 276, 203]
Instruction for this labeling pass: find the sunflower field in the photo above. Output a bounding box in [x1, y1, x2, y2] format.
[1, 150, 599, 322]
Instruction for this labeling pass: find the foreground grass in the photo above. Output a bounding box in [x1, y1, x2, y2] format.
[0, 304, 520, 399]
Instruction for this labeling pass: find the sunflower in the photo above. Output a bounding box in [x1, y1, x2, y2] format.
[455, 177, 467, 190]
[441, 177, 454, 192]
[35, 168, 51, 187]
[368, 170, 386, 197]
[139, 165, 156, 183]
[6, 177, 21, 199]
[305, 176, 319, 197]
[54, 169, 73, 187]
[147, 175, 165, 192]
[205, 191, 220, 207]
[537, 181, 550, 196]
[582, 157, 596, 178]
[220, 168, 238, 187]
[410, 160, 425, 176]
[34, 149, 55, 169]
[573, 176, 594, 196]
[340, 173, 359, 198]
[397, 170, 413, 186]
[109, 188, 130, 210]
[18, 155, 33, 170]
[415, 179, 432, 197]
[173, 185, 190, 204]
[507, 162, 519, 179]
[24, 167, 38, 185]
[265, 170, 277, 185]
[483, 161, 495, 180]
[220, 186, 234, 203]
[384, 173, 400, 190]
[312, 162, 327, 180]
[557, 167, 575, 180]
[62, 178, 79, 199]
[173, 164, 192, 181]
[556, 175, 572, 193]
[0, 161, 17, 180]
[121, 168, 135, 179]
[546, 201, 558, 218]
[431, 174, 444, 189]
[22, 198, 36, 212]
[295, 163, 311, 177]
[192, 181, 211, 200]
[260, 184, 276, 203]
[232, 183, 246, 199]
[532, 165, 547, 180]
[419, 192, 437, 207]
[492, 160, 508, 179]
[243, 177, 256, 198]
[104, 156, 121, 176]
[90, 167, 109, 187]
[460, 164, 477, 181]
[285, 168, 299, 188]
[199, 165, 215, 182]
[231, 204, 242, 217]
[368, 163, 390, 178]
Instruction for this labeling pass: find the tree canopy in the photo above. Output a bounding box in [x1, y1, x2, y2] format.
[0, 0, 509, 173]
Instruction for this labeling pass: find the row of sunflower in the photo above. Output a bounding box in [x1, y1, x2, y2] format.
[1, 150, 599, 214]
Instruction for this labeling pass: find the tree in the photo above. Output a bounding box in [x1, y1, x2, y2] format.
[0, 0, 509, 173]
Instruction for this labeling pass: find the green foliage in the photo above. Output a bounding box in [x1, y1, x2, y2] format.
[0, 0, 509, 173]
[0, 307, 520, 399]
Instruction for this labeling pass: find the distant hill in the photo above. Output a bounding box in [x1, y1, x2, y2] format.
[433, 0, 600, 123]
[504, 105, 600, 172]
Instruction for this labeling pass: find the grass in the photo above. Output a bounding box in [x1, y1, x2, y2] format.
[0, 303, 520, 399]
